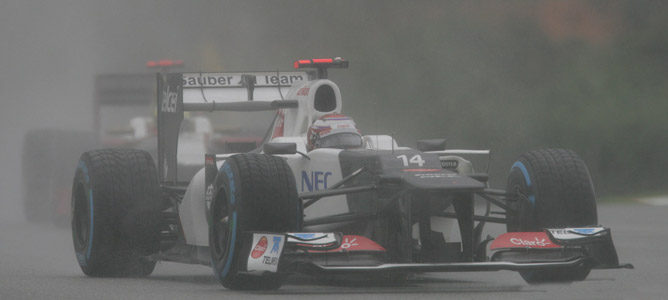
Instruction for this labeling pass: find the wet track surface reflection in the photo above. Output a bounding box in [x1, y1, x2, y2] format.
[0, 203, 664, 299]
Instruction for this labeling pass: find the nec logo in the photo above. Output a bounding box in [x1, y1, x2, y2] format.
[301, 171, 332, 192]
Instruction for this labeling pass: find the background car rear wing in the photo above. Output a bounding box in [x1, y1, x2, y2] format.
[94, 73, 155, 136]
[94, 60, 184, 136]
[156, 71, 307, 183]
[95, 73, 155, 105]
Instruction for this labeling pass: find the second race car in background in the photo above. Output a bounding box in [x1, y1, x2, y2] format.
[21, 60, 244, 224]
[21, 70, 157, 224]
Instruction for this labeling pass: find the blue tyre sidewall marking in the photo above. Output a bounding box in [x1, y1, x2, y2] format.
[512, 160, 535, 278]
[221, 212, 237, 277]
[87, 186, 94, 260]
[511, 161, 535, 206]
[216, 159, 300, 278]
[76, 160, 94, 265]
[220, 163, 236, 278]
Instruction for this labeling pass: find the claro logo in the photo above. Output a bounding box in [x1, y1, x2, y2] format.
[510, 237, 551, 247]
[251, 236, 268, 259]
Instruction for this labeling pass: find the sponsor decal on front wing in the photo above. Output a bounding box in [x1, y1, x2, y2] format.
[547, 227, 607, 240]
[246, 234, 285, 273]
[309, 235, 386, 253]
[490, 232, 561, 250]
[287, 232, 337, 243]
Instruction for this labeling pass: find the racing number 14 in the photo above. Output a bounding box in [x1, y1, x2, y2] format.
[396, 154, 425, 167]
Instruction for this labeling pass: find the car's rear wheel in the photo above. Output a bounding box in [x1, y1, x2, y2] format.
[72, 149, 162, 277]
[210, 153, 302, 290]
[506, 148, 597, 284]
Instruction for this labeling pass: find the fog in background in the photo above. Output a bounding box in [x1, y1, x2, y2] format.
[1, 0, 667, 222]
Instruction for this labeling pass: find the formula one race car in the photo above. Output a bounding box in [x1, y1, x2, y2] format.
[70, 58, 631, 289]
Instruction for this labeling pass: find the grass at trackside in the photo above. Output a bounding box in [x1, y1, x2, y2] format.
[597, 192, 668, 203]
[597, 195, 636, 203]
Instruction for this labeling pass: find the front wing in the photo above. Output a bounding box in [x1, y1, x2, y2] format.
[237, 227, 632, 277]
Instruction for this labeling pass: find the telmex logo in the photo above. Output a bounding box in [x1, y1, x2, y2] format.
[301, 171, 332, 192]
[510, 237, 550, 247]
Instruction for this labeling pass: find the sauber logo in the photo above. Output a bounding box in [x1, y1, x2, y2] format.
[182, 73, 305, 87]
[510, 237, 551, 247]
[251, 236, 268, 259]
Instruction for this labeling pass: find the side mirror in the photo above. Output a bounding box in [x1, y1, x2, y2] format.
[263, 142, 297, 155]
[417, 139, 447, 152]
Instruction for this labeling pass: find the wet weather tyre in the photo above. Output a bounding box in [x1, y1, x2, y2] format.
[506, 149, 597, 284]
[71, 149, 162, 277]
[210, 153, 302, 290]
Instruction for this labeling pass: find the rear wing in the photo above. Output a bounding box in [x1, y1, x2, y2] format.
[157, 71, 308, 183]
[95, 73, 155, 105]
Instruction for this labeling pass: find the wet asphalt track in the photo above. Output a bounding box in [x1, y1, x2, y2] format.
[0, 202, 664, 300]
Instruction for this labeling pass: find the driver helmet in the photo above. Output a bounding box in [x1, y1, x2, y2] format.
[307, 114, 363, 151]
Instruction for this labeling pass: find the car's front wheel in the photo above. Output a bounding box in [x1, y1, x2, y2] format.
[210, 153, 302, 290]
[506, 148, 597, 284]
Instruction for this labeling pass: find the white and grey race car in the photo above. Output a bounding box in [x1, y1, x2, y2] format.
[70, 58, 631, 290]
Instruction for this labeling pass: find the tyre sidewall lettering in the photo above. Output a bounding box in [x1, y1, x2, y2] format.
[506, 149, 597, 283]
[209, 154, 302, 290]
[508, 161, 536, 231]
[213, 162, 239, 280]
[71, 149, 160, 277]
[511, 161, 535, 206]
[73, 158, 95, 268]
